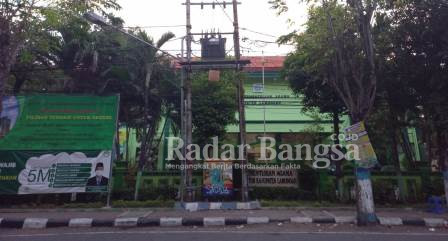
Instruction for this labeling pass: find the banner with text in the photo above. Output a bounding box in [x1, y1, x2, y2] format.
[0, 95, 118, 194]
[248, 168, 298, 187]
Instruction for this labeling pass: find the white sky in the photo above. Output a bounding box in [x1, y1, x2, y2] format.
[115, 0, 308, 57]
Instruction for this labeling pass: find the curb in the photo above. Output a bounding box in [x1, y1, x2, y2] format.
[176, 201, 261, 211]
[378, 217, 403, 226]
[69, 218, 92, 228]
[0, 216, 447, 229]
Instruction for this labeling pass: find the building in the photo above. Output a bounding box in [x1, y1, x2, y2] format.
[114, 56, 426, 200]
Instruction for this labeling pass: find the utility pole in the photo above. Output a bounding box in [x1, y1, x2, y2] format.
[180, 0, 248, 202]
[184, 0, 194, 202]
[232, 0, 248, 202]
[179, 37, 186, 202]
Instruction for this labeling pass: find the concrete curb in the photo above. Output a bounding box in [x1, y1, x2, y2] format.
[424, 218, 447, 227]
[204, 217, 225, 226]
[69, 218, 93, 228]
[334, 216, 356, 224]
[160, 217, 182, 227]
[22, 218, 48, 229]
[114, 217, 139, 227]
[290, 216, 313, 223]
[378, 217, 403, 226]
[247, 217, 269, 224]
[176, 201, 261, 211]
[0, 216, 447, 229]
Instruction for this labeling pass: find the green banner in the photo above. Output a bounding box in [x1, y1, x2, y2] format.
[0, 95, 118, 150]
[0, 95, 118, 194]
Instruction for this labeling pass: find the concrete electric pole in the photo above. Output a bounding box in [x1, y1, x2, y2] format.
[184, 0, 194, 202]
[181, 0, 248, 202]
[232, 0, 249, 202]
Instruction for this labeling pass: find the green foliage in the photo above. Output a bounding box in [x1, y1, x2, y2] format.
[268, 0, 289, 15]
[280, 2, 353, 119]
[192, 71, 238, 146]
[384, 0, 448, 129]
[62, 202, 104, 209]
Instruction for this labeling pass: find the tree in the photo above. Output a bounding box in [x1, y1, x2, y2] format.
[192, 71, 238, 147]
[282, 53, 348, 201]
[0, 0, 120, 109]
[132, 30, 176, 200]
[384, 0, 448, 203]
[271, 0, 379, 224]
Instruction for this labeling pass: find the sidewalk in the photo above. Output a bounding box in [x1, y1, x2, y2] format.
[1, 207, 447, 229]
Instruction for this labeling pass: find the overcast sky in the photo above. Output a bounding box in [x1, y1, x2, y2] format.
[115, 0, 308, 57]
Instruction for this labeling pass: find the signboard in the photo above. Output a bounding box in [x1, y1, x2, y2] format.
[345, 121, 378, 169]
[0, 95, 118, 194]
[248, 168, 298, 187]
[203, 160, 233, 197]
[252, 83, 264, 93]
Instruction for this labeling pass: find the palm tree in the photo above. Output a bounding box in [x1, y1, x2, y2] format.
[132, 31, 175, 200]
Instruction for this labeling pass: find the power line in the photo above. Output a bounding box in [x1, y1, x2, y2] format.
[240, 27, 277, 38]
[214, 0, 234, 25]
[123, 25, 186, 29]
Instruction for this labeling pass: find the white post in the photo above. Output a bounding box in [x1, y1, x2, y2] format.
[262, 51, 266, 137]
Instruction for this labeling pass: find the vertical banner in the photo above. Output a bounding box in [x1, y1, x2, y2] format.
[345, 121, 378, 168]
[203, 160, 233, 197]
[0, 95, 119, 194]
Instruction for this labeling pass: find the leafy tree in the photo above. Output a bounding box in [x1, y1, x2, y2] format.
[384, 0, 448, 202]
[191, 71, 238, 147]
[0, 0, 120, 109]
[3, 2, 177, 199]
[271, 0, 380, 224]
[65, 23, 177, 200]
[282, 47, 348, 201]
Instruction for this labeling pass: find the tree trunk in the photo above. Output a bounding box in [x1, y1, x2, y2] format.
[321, 0, 377, 224]
[391, 127, 407, 202]
[352, 117, 377, 225]
[134, 63, 154, 201]
[422, 114, 433, 166]
[0, 69, 6, 113]
[125, 126, 130, 163]
[437, 131, 448, 205]
[0, 53, 13, 113]
[332, 111, 345, 202]
[355, 168, 376, 225]
[389, 110, 407, 202]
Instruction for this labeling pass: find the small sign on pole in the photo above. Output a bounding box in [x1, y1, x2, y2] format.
[208, 70, 220, 82]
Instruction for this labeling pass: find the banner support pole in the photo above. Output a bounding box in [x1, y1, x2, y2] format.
[106, 94, 121, 208]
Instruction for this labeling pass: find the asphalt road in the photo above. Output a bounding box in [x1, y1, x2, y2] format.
[2, 230, 448, 241]
[2, 223, 448, 241]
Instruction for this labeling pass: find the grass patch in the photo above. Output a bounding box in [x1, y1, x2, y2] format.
[62, 202, 104, 209]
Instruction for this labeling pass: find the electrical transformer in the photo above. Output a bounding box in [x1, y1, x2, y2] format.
[200, 34, 226, 60]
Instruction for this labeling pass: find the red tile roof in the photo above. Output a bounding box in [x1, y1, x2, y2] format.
[172, 56, 286, 72]
[242, 56, 286, 72]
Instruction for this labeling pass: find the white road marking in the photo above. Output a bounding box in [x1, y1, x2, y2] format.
[2, 230, 448, 238]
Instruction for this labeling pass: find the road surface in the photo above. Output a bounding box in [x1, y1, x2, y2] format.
[2, 230, 448, 241]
